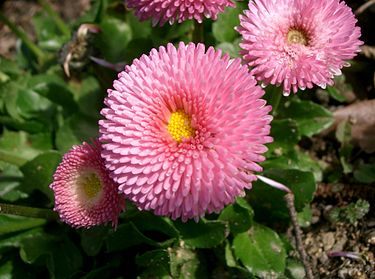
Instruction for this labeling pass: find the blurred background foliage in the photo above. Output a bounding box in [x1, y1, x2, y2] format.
[0, 0, 374, 278]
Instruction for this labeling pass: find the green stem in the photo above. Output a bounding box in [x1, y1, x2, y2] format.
[0, 203, 57, 220]
[37, 0, 70, 37]
[192, 21, 204, 43]
[270, 87, 282, 116]
[0, 150, 27, 167]
[0, 12, 45, 63]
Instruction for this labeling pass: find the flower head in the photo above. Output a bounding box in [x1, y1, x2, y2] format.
[50, 140, 124, 228]
[100, 42, 272, 221]
[126, 0, 235, 26]
[236, 0, 362, 95]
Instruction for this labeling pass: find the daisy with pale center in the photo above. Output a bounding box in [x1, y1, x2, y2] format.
[50, 140, 124, 228]
[126, 0, 235, 26]
[100, 42, 272, 221]
[236, 0, 362, 95]
[77, 170, 102, 201]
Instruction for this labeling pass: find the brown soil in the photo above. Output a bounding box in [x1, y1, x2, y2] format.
[0, 0, 90, 58]
[302, 183, 375, 279]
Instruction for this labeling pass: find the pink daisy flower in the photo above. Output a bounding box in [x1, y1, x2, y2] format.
[50, 140, 125, 228]
[126, 0, 235, 26]
[99, 42, 272, 221]
[236, 0, 362, 95]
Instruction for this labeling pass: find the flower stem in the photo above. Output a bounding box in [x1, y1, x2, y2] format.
[284, 193, 315, 279]
[258, 175, 314, 278]
[37, 0, 70, 37]
[0, 12, 46, 64]
[0, 203, 57, 220]
[192, 21, 204, 43]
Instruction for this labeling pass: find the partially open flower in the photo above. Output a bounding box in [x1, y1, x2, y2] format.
[236, 0, 362, 95]
[126, 0, 235, 26]
[100, 42, 272, 221]
[50, 140, 124, 228]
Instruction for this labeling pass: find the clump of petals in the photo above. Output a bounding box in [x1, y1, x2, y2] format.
[126, 0, 235, 26]
[50, 140, 125, 228]
[236, 0, 363, 95]
[100, 42, 272, 221]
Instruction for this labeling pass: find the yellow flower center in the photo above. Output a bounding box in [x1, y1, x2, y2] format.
[80, 172, 102, 199]
[167, 110, 195, 143]
[287, 29, 308, 46]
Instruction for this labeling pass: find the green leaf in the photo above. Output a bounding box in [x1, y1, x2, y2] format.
[28, 74, 78, 115]
[328, 199, 370, 224]
[0, 253, 39, 279]
[1, 78, 54, 131]
[354, 163, 375, 183]
[336, 120, 353, 174]
[131, 212, 179, 238]
[55, 113, 98, 153]
[0, 79, 55, 134]
[15, 87, 54, 121]
[105, 222, 160, 252]
[0, 130, 52, 166]
[80, 262, 121, 279]
[124, 38, 154, 63]
[336, 120, 351, 144]
[96, 17, 132, 62]
[233, 223, 286, 276]
[76, 0, 107, 24]
[0, 162, 26, 202]
[285, 259, 305, 279]
[169, 247, 207, 279]
[248, 169, 316, 223]
[212, 3, 246, 43]
[127, 13, 152, 40]
[279, 99, 334, 136]
[266, 119, 300, 155]
[136, 249, 171, 279]
[216, 39, 241, 58]
[0, 259, 13, 279]
[20, 234, 82, 279]
[0, 228, 44, 250]
[297, 205, 312, 228]
[174, 219, 228, 248]
[0, 116, 45, 134]
[0, 57, 23, 77]
[150, 21, 193, 46]
[32, 12, 67, 52]
[80, 226, 109, 256]
[262, 149, 323, 182]
[20, 151, 61, 202]
[0, 215, 46, 235]
[225, 240, 237, 267]
[219, 198, 254, 234]
[326, 86, 346, 102]
[69, 77, 104, 119]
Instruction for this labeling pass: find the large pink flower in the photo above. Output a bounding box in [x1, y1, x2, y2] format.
[236, 0, 362, 95]
[126, 0, 235, 26]
[100, 42, 272, 221]
[50, 140, 125, 228]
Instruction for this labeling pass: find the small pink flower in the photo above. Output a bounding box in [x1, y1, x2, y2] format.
[236, 0, 362, 95]
[50, 140, 124, 228]
[126, 0, 235, 26]
[100, 42, 272, 221]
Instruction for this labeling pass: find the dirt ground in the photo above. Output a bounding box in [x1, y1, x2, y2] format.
[0, 0, 90, 58]
[304, 183, 375, 278]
